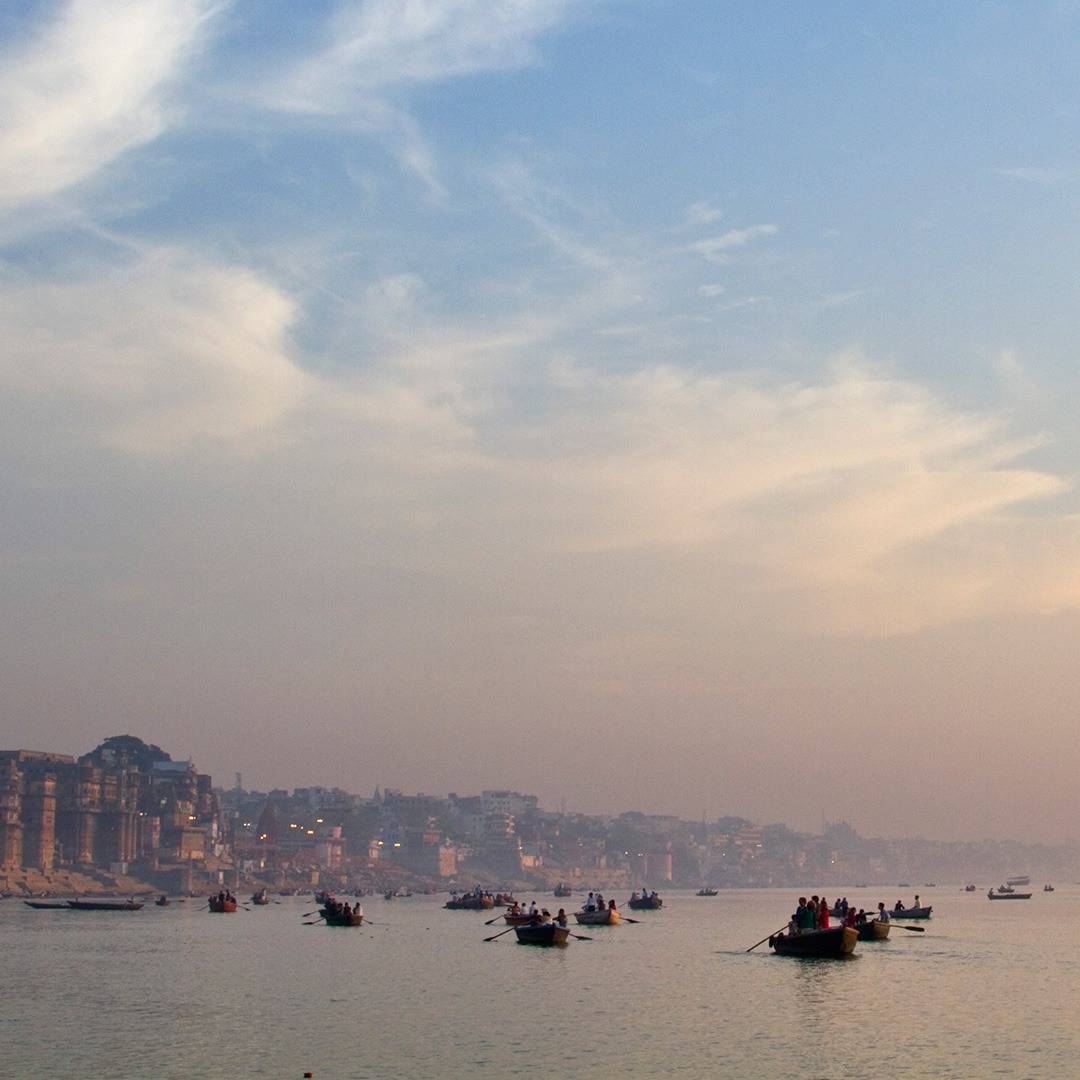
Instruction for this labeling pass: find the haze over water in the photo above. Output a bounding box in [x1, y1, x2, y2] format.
[4, 888, 1078, 1079]
[5, 2, 1080, 845]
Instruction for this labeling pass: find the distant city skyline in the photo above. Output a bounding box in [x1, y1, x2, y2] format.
[5, 2, 1080, 847]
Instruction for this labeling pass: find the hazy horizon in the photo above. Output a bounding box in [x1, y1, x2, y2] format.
[5, 2, 1080, 847]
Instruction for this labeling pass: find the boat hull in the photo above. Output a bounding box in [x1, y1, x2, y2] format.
[573, 908, 620, 925]
[514, 924, 570, 946]
[988, 891, 1032, 900]
[891, 906, 932, 919]
[857, 920, 891, 941]
[628, 897, 662, 910]
[68, 900, 144, 911]
[322, 911, 364, 926]
[208, 898, 237, 913]
[770, 926, 858, 958]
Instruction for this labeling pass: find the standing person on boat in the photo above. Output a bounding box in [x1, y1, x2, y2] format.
[818, 896, 830, 928]
[797, 898, 816, 933]
[585, 892, 596, 911]
[791, 897, 807, 933]
[877, 902, 890, 922]
[556, 908, 567, 926]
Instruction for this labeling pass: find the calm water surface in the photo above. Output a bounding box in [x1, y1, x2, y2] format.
[2, 887, 1078, 1079]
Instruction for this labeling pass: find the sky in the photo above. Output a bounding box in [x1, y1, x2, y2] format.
[4, 0, 1080, 846]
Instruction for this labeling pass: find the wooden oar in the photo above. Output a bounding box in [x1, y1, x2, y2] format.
[301, 909, 320, 918]
[889, 923, 925, 932]
[484, 909, 512, 926]
[565, 930, 592, 941]
[747, 924, 790, 952]
[619, 914, 641, 924]
[483, 926, 516, 942]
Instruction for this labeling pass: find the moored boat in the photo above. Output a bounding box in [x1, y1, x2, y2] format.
[770, 925, 858, 957]
[514, 923, 570, 946]
[68, 898, 144, 911]
[23, 900, 70, 909]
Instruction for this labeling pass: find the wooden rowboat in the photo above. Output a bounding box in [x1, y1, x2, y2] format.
[988, 890, 1032, 900]
[891, 905, 932, 919]
[208, 896, 237, 913]
[628, 895, 663, 910]
[573, 907, 621, 926]
[857, 919, 891, 941]
[68, 899, 144, 911]
[322, 907, 364, 926]
[23, 900, 70, 909]
[514, 924, 570, 946]
[770, 925, 858, 957]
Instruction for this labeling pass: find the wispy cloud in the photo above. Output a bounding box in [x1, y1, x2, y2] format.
[0, 0, 221, 211]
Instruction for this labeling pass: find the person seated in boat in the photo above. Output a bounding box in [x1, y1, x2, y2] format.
[528, 900, 539, 916]
[556, 908, 567, 926]
[509, 901, 520, 915]
[608, 898, 617, 911]
[585, 892, 596, 911]
[912, 895, 921, 909]
[596, 893, 605, 910]
[630, 891, 640, 902]
[855, 908, 867, 924]
[877, 902, 890, 922]
[844, 907, 857, 928]
[797, 897, 817, 934]
[894, 900, 905, 912]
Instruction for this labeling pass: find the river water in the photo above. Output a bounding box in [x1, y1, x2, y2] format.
[2, 885, 1076, 1079]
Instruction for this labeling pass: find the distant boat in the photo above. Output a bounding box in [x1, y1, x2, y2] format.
[155, 895, 170, 907]
[1006, 876, 1031, 887]
[553, 883, 573, 897]
[989, 889, 1032, 900]
[251, 890, 270, 905]
[696, 887, 718, 896]
[208, 895, 237, 913]
[628, 894, 662, 910]
[964, 885, 977, 892]
[1044, 884, 1055, 892]
[23, 900, 70, 910]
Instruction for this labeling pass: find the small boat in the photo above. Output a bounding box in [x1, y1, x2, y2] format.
[68, 899, 144, 911]
[696, 887, 718, 896]
[503, 909, 552, 925]
[891, 905, 932, 919]
[251, 890, 270, 905]
[988, 889, 1032, 900]
[23, 900, 70, 909]
[321, 907, 364, 926]
[770, 925, 858, 958]
[964, 885, 977, 892]
[573, 907, 621, 926]
[1044, 884, 1055, 892]
[444, 894, 495, 910]
[996, 883, 1015, 893]
[857, 919, 891, 941]
[1006, 875, 1031, 888]
[514, 923, 570, 947]
[553, 883, 573, 897]
[208, 895, 238, 913]
[155, 895, 170, 907]
[627, 894, 662, 910]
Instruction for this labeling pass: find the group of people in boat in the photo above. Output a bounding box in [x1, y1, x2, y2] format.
[629, 889, 658, 902]
[789, 895, 901, 933]
[582, 892, 616, 912]
[507, 901, 568, 926]
[322, 896, 363, 918]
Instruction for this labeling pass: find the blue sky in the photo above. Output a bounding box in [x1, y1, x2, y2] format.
[4, 0, 1080, 843]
